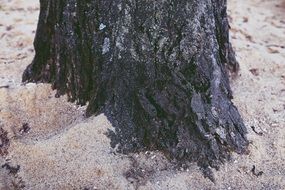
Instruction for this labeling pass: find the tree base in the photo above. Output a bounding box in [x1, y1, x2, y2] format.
[23, 0, 248, 179]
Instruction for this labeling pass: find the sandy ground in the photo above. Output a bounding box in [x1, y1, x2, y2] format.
[0, 0, 285, 189]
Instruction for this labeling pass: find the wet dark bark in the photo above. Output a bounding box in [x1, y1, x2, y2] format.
[23, 0, 248, 176]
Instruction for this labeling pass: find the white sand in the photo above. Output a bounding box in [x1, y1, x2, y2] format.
[0, 0, 284, 189]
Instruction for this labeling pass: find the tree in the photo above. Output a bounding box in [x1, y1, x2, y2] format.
[23, 0, 248, 177]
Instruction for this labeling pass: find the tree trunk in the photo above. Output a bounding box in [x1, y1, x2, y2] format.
[23, 0, 248, 175]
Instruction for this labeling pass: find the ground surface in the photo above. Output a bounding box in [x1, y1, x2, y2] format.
[0, 0, 284, 189]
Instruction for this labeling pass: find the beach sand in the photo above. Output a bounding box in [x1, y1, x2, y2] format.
[0, 0, 284, 189]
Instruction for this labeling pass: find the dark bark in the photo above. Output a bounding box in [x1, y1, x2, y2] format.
[23, 0, 248, 176]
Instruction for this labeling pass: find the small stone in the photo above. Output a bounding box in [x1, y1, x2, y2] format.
[151, 155, 156, 159]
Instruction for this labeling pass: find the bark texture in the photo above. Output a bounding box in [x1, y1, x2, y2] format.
[23, 0, 248, 174]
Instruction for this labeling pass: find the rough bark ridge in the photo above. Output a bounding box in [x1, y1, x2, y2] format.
[23, 0, 248, 173]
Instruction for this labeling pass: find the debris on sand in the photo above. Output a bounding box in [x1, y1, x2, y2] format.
[251, 165, 264, 177]
[0, 127, 10, 156]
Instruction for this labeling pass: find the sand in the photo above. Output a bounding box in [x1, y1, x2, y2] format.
[0, 0, 284, 189]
